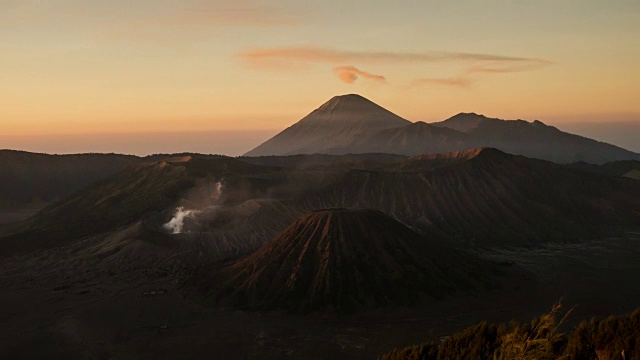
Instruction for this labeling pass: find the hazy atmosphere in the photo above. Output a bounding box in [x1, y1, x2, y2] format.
[2, 0, 639, 154]
[2, 2, 640, 359]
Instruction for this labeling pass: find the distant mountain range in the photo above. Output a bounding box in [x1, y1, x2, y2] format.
[245, 94, 640, 164]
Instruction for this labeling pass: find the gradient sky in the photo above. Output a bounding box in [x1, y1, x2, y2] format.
[1, 0, 639, 155]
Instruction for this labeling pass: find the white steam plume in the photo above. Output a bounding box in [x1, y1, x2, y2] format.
[211, 181, 224, 201]
[163, 206, 200, 234]
[163, 179, 224, 235]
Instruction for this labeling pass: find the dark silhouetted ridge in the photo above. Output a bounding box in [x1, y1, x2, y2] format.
[408, 147, 506, 162]
[397, 148, 507, 171]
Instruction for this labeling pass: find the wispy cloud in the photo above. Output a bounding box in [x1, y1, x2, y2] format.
[413, 77, 473, 88]
[238, 46, 553, 86]
[239, 46, 550, 66]
[467, 62, 551, 74]
[414, 61, 554, 88]
[333, 66, 385, 84]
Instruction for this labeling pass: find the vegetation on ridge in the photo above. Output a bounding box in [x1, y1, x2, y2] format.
[379, 303, 640, 360]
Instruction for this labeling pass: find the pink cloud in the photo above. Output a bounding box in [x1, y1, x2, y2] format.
[237, 46, 553, 87]
[333, 66, 386, 84]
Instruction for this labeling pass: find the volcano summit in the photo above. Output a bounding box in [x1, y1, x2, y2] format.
[202, 208, 496, 313]
[244, 94, 411, 157]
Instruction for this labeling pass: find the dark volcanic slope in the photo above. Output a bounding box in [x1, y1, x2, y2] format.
[244, 94, 411, 156]
[303, 148, 640, 246]
[241, 153, 407, 169]
[0, 160, 188, 255]
[4, 148, 640, 260]
[0, 150, 140, 209]
[0, 156, 276, 256]
[328, 121, 467, 156]
[203, 209, 493, 313]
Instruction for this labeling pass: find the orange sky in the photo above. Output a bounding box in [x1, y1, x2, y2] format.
[1, 1, 639, 154]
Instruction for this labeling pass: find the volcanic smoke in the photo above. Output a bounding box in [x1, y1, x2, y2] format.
[163, 207, 199, 234]
[163, 180, 224, 234]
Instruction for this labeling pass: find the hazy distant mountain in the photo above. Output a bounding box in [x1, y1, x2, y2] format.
[244, 94, 411, 156]
[431, 113, 640, 164]
[246, 95, 640, 164]
[201, 208, 495, 313]
[328, 121, 468, 155]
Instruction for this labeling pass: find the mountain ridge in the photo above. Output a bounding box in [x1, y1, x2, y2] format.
[246, 95, 640, 164]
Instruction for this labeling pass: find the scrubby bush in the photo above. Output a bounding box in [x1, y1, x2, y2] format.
[494, 303, 567, 360]
[563, 307, 640, 359]
[379, 303, 640, 360]
[437, 321, 499, 359]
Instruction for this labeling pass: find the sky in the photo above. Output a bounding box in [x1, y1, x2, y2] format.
[1, 0, 639, 155]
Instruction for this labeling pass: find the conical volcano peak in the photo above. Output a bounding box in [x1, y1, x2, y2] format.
[327, 93, 370, 103]
[205, 208, 493, 313]
[244, 94, 410, 156]
[334, 93, 367, 100]
[317, 94, 377, 111]
[308, 94, 408, 124]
